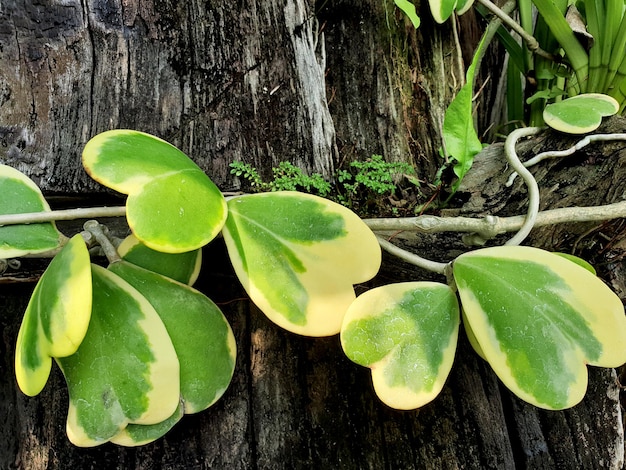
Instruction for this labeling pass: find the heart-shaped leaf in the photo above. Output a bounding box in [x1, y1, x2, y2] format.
[453, 246, 626, 410]
[56, 264, 180, 447]
[222, 192, 381, 336]
[15, 234, 92, 396]
[82, 130, 227, 253]
[117, 234, 202, 285]
[341, 282, 459, 410]
[108, 260, 236, 413]
[543, 93, 619, 134]
[0, 164, 63, 258]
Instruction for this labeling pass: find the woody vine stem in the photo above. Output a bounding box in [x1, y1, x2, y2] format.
[2, 131, 626, 272]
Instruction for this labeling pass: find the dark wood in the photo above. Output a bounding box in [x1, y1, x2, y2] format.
[1, 1, 625, 469]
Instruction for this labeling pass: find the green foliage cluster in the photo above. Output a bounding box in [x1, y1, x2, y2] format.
[395, 0, 626, 196]
[230, 161, 331, 197]
[5, 131, 626, 431]
[231, 155, 422, 216]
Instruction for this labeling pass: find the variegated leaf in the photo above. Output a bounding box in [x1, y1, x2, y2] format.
[56, 265, 180, 447]
[341, 282, 459, 409]
[454, 246, 626, 410]
[82, 130, 226, 253]
[222, 192, 381, 336]
[15, 234, 92, 396]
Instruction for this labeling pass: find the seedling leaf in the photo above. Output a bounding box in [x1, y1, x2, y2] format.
[428, 0, 475, 24]
[394, 0, 420, 28]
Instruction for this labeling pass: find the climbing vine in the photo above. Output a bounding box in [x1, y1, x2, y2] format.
[3, 125, 626, 446]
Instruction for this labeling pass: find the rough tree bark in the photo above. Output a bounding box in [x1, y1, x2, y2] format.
[1, 0, 624, 469]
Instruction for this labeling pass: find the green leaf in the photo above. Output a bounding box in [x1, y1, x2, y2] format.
[442, 34, 486, 194]
[108, 260, 236, 414]
[341, 282, 459, 410]
[82, 130, 227, 253]
[0, 164, 63, 258]
[543, 93, 620, 133]
[15, 235, 92, 396]
[118, 234, 202, 285]
[394, 0, 420, 28]
[222, 192, 381, 336]
[56, 264, 180, 447]
[428, 0, 475, 23]
[453, 246, 626, 410]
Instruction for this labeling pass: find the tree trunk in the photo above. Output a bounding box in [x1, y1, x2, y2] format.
[1, 1, 624, 469]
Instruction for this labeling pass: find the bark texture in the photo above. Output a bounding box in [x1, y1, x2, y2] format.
[1, 0, 625, 469]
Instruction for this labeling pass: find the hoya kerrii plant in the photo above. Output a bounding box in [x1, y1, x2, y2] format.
[4, 130, 381, 446]
[2, 128, 626, 447]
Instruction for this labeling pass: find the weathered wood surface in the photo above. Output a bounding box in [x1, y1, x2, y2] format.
[0, 0, 475, 192]
[1, 0, 625, 468]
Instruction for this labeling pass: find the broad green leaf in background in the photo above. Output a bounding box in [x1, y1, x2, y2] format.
[15, 234, 92, 396]
[56, 265, 180, 447]
[82, 130, 227, 253]
[442, 34, 486, 194]
[0, 164, 63, 258]
[108, 260, 236, 414]
[453, 246, 626, 410]
[428, 0, 474, 24]
[117, 234, 202, 285]
[394, 0, 420, 28]
[543, 94, 619, 134]
[222, 192, 381, 336]
[341, 282, 459, 410]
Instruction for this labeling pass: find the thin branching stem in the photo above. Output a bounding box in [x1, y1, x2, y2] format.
[511, 133, 626, 177]
[365, 200, 626, 239]
[83, 220, 121, 264]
